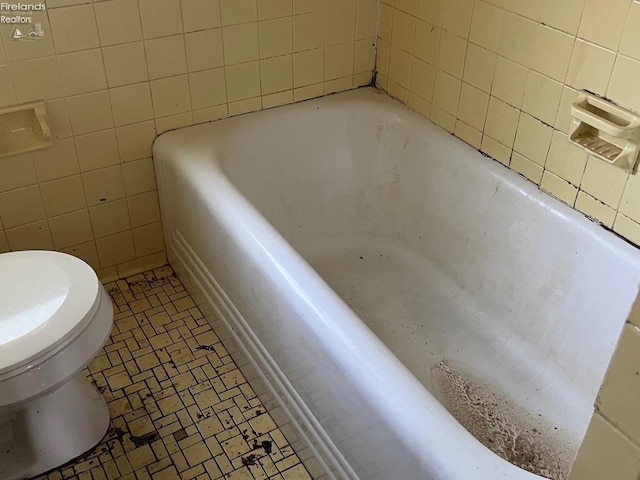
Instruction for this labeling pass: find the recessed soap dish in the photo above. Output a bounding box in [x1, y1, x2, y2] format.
[570, 92, 640, 173]
[0, 101, 53, 160]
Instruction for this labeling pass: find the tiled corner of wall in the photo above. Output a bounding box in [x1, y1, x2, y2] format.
[569, 290, 640, 479]
[376, 0, 640, 248]
[0, 0, 377, 281]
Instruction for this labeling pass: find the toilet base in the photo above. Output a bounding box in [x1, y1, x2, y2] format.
[0, 373, 110, 480]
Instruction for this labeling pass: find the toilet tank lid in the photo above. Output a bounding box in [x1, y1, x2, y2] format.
[0, 251, 101, 373]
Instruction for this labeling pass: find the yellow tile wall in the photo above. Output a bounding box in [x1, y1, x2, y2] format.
[0, 0, 377, 281]
[569, 292, 640, 479]
[376, 0, 640, 248]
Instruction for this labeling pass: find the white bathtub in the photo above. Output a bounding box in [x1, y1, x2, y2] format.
[154, 88, 640, 480]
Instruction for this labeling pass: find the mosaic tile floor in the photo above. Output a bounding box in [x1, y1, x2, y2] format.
[33, 265, 313, 480]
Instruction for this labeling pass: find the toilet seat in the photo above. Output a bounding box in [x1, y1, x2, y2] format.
[0, 251, 101, 377]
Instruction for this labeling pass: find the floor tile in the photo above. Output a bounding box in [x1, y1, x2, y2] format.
[31, 265, 312, 480]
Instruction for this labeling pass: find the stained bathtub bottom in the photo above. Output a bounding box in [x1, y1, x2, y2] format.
[431, 361, 572, 480]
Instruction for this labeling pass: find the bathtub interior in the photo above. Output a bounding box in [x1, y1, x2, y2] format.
[205, 89, 640, 464]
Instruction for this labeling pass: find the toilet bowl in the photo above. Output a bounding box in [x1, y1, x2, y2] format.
[0, 251, 114, 480]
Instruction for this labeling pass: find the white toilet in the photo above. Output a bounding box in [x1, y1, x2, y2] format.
[0, 251, 114, 479]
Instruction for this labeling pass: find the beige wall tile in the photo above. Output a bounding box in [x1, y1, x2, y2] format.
[66, 91, 115, 135]
[221, 0, 258, 26]
[608, 55, 640, 114]
[96, 230, 136, 267]
[578, 0, 631, 51]
[545, 132, 588, 186]
[48, 4, 100, 54]
[614, 214, 640, 247]
[260, 17, 293, 59]
[48, 208, 94, 249]
[521, 71, 563, 126]
[620, 174, 640, 224]
[531, 26, 575, 82]
[57, 49, 108, 96]
[497, 12, 538, 67]
[261, 57, 293, 94]
[326, 0, 357, 45]
[89, 199, 131, 239]
[155, 112, 193, 134]
[540, 0, 585, 35]
[150, 76, 192, 117]
[223, 23, 260, 65]
[63, 241, 100, 271]
[555, 86, 581, 134]
[580, 157, 628, 208]
[469, 1, 503, 52]
[437, 31, 466, 79]
[185, 30, 224, 72]
[566, 39, 616, 95]
[432, 70, 460, 115]
[441, 0, 473, 39]
[463, 44, 496, 93]
[40, 175, 86, 217]
[82, 165, 126, 206]
[569, 413, 640, 480]
[325, 43, 354, 81]
[259, 0, 292, 20]
[128, 191, 161, 228]
[182, 0, 221, 32]
[540, 171, 578, 206]
[511, 152, 544, 184]
[133, 222, 165, 257]
[575, 191, 616, 227]
[0, 154, 37, 193]
[32, 139, 80, 182]
[388, 47, 412, 90]
[116, 122, 157, 163]
[189, 68, 228, 108]
[457, 83, 489, 131]
[453, 121, 482, 149]
[514, 113, 553, 167]
[94, 0, 143, 46]
[491, 56, 527, 108]
[0, 65, 17, 107]
[417, 0, 443, 26]
[481, 135, 511, 166]
[11, 57, 63, 102]
[75, 130, 120, 172]
[484, 96, 519, 148]
[45, 99, 73, 140]
[103, 42, 149, 88]
[409, 58, 435, 101]
[228, 96, 262, 115]
[0, 232, 8, 254]
[226, 61, 261, 101]
[620, 2, 640, 62]
[145, 35, 187, 80]
[5, 221, 53, 251]
[0, 185, 46, 228]
[413, 20, 440, 65]
[294, 11, 324, 52]
[391, 10, 415, 53]
[122, 159, 156, 196]
[110, 83, 155, 127]
[139, 0, 183, 39]
[357, 0, 378, 40]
